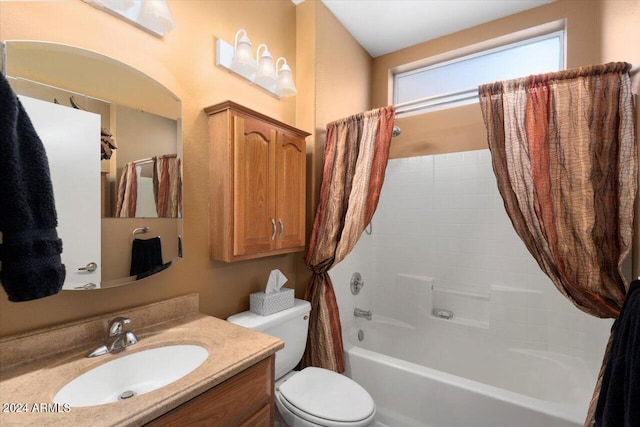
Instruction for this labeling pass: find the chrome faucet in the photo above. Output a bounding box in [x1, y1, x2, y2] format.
[354, 308, 372, 321]
[87, 317, 139, 358]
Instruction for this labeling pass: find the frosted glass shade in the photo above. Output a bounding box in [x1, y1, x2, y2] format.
[231, 35, 256, 77]
[276, 66, 297, 97]
[137, 0, 175, 35]
[254, 44, 277, 87]
[216, 34, 297, 98]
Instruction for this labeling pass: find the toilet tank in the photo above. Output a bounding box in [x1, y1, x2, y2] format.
[227, 298, 311, 380]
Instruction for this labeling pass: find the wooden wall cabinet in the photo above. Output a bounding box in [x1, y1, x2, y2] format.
[205, 101, 310, 262]
[146, 356, 275, 427]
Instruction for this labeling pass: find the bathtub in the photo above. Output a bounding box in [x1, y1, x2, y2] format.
[344, 318, 595, 427]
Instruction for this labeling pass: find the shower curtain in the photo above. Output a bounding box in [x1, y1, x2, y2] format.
[153, 154, 181, 218]
[114, 162, 138, 217]
[478, 62, 637, 427]
[301, 105, 395, 372]
[114, 154, 182, 218]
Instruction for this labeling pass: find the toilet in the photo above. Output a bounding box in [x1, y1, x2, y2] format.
[228, 299, 376, 427]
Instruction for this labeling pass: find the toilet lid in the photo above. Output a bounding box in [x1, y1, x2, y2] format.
[278, 367, 375, 423]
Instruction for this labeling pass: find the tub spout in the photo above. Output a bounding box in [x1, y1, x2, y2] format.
[354, 308, 372, 321]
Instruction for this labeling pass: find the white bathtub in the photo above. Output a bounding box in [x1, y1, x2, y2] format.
[344, 319, 595, 427]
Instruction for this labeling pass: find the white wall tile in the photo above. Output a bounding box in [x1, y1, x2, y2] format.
[332, 149, 610, 371]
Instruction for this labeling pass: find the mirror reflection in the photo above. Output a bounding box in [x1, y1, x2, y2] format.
[2, 40, 183, 290]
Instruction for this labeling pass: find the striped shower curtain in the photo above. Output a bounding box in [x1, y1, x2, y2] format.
[153, 154, 182, 218]
[478, 62, 637, 427]
[114, 154, 182, 218]
[301, 105, 395, 372]
[114, 162, 138, 217]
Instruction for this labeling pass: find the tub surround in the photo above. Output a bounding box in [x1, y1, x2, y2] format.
[331, 151, 614, 426]
[0, 294, 283, 426]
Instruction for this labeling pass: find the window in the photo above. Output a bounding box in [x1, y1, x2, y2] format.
[393, 26, 564, 116]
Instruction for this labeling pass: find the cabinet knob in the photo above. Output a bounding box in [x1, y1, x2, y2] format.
[271, 219, 277, 240]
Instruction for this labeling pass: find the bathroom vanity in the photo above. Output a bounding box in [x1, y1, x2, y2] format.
[0, 295, 282, 426]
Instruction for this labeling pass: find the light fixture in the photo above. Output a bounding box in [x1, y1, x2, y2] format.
[216, 29, 297, 98]
[275, 57, 297, 97]
[137, 0, 175, 35]
[82, 0, 175, 38]
[254, 44, 277, 87]
[230, 29, 256, 78]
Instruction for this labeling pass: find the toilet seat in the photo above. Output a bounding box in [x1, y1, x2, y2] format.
[277, 367, 376, 427]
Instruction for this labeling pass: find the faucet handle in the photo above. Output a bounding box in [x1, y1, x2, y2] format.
[108, 317, 131, 337]
[124, 331, 139, 346]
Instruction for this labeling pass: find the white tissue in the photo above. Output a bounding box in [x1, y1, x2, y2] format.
[265, 269, 288, 294]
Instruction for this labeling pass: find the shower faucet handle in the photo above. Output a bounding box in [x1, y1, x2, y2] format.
[351, 272, 364, 295]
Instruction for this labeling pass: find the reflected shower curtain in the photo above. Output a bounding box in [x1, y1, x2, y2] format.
[478, 62, 637, 427]
[153, 154, 181, 218]
[301, 105, 395, 372]
[114, 162, 138, 217]
[115, 155, 182, 218]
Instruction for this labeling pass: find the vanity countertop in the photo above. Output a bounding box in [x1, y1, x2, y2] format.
[0, 294, 283, 426]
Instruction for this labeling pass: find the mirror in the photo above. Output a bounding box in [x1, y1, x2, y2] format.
[1, 40, 183, 290]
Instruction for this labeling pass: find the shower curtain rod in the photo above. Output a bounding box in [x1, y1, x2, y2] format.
[132, 154, 178, 165]
[134, 157, 154, 165]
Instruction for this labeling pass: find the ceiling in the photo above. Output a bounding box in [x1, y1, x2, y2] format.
[319, 0, 555, 57]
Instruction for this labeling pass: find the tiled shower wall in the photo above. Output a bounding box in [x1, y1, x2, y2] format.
[331, 149, 615, 374]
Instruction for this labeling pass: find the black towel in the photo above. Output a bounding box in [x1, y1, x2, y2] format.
[594, 279, 640, 427]
[130, 237, 166, 278]
[0, 73, 66, 302]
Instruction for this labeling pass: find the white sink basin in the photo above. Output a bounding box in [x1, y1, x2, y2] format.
[53, 344, 208, 407]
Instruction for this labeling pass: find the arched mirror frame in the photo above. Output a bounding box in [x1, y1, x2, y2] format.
[1, 40, 183, 290]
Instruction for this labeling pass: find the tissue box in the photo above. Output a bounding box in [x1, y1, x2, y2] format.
[250, 288, 294, 316]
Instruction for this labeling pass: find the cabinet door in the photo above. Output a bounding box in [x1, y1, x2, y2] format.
[20, 95, 102, 290]
[275, 132, 305, 250]
[233, 114, 276, 256]
[238, 404, 272, 427]
[146, 356, 274, 427]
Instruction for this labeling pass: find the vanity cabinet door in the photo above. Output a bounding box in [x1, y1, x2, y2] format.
[238, 404, 271, 427]
[205, 101, 310, 262]
[146, 355, 275, 427]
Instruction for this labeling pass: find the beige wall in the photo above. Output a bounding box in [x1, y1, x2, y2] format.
[0, 0, 303, 336]
[372, 0, 602, 159]
[0, 0, 370, 337]
[370, 0, 639, 276]
[313, 1, 373, 215]
[294, 1, 372, 286]
[2, 0, 637, 336]
[598, 0, 640, 278]
[599, 0, 640, 68]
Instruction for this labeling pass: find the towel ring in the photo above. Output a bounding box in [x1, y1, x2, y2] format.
[132, 226, 150, 239]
